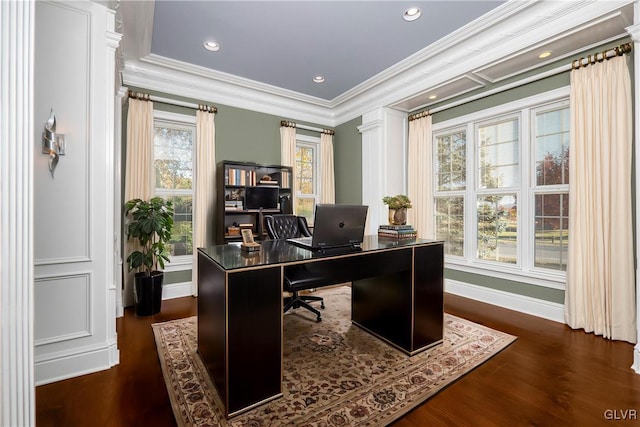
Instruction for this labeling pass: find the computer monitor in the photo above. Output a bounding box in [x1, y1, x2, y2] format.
[244, 186, 279, 210]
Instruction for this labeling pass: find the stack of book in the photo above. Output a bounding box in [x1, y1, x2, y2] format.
[378, 224, 417, 240]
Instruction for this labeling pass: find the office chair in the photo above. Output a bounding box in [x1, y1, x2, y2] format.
[264, 214, 325, 322]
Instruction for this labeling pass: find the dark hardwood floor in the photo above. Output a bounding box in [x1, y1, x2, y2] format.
[36, 293, 640, 426]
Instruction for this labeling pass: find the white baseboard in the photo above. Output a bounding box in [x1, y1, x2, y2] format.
[35, 342, 118, 386]
[162, 281, 193, 300]
[445, 279, 565, 323]
[633, 344, 640, 374]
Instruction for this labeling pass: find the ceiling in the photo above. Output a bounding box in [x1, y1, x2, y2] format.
[118, 1, 635, 121]
[148, 1, 505, 101]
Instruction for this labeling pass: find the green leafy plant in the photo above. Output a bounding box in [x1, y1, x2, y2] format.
[382, 194, 412, 210]
[125, 197, 174, 277]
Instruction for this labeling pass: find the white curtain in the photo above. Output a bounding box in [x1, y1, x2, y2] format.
[280, 124, 297, 212]
[123, 96, 154, 306]
[565, 55, 636, 343]
[192, 107, 216, 291]
[407, 115, 434, 239]
[320, 131, 335, 204]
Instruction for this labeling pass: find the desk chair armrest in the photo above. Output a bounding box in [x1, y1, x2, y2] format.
[297, 216, 312, 237]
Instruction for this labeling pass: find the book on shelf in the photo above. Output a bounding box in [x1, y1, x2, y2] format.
[224, 200, 244, 210]
[226, 168, 257, 186]
[281, 170, 291, 188]
[259, 180, 278, 185]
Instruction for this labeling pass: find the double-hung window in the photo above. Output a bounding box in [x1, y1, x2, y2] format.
[476, 116, 519, 264]
[434, 129, 466, 256]
[532, 104, 569, 271]
[153, 111, 195, 270]
[295, 134, 321, 225]
[433, 89, 570, 287]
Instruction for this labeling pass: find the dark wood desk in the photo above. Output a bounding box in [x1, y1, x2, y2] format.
[197, 236, 444, 418]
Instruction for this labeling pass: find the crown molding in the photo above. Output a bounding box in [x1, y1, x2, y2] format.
[122, 58, 336, 126]
[121, 0, 634, 127]
[332, 0, 634, 125]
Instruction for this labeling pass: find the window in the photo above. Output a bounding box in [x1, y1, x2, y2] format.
[295, 134, 320, 224]
[435, 130, 466, 256]
[153, 111, 195, 267]
[476, 117, 519, 264]
[533, 105, 569, 271]
[432, 89, 570, 287]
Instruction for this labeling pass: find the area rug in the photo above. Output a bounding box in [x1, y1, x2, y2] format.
[152, 286, 516, 427]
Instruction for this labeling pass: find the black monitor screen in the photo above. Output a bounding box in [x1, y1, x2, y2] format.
[244, 186, 279, 210]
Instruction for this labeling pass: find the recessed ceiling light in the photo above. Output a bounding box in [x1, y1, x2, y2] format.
[538, 51, 552, 59]
[203, 41, 220, 52]
[403, 7, 422, 22]
[428, 95, 437, 100]
[313, 75, 325, 83]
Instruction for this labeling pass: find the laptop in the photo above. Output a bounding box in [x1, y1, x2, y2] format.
[287, 204, 368, 251]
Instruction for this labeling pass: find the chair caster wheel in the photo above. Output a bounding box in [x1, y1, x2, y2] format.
[316, 316, 322, 322]
[320, 303, 325, 309]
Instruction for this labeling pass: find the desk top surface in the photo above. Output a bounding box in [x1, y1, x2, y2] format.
[198, 235, 443, 271]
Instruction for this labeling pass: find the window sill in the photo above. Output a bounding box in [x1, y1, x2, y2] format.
[164, 256, 193, 273]
[444, 258, 566, 290]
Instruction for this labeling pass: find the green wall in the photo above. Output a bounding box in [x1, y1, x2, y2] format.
[334, 116, 363, 204]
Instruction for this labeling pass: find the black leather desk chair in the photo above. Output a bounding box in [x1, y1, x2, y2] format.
[264, 214, 325, 322]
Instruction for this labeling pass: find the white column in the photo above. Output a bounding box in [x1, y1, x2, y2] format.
[105, 11, 122, 364]
[115, 86, 127, 317]
[1, 0, 36, 425]
[626, 11, 640, 374]
[358, 108, 408, 235]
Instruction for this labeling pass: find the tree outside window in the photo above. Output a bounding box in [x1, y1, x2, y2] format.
[154, 120, 194, 259]
[295, 136, 320, 224]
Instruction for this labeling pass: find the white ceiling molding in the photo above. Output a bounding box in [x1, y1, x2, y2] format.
[474, 11, 631, 83]
[122, 59, 336, 126]
[141, 54, 334, 108]
[121, 0, 634, 128]
[333, 0, 634, 125]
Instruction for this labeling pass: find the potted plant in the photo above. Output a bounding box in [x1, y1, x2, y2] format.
[125, 197, 174, 316]
[383, 194, 412, 225]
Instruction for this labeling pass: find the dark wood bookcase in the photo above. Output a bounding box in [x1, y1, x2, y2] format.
[216, 160, 293, 244]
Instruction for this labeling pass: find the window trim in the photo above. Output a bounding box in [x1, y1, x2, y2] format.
[153, 110, 196, 271]
[432, 86, 570, 290]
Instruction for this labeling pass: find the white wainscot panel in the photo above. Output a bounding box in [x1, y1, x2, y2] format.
[34, 1, 90, 265]
[34, 273, 92, 346]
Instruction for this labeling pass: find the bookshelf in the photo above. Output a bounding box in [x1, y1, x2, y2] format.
[216, 160, 293, 244]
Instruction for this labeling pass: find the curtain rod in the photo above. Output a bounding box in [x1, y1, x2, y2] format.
[408, 110, 430, 122]
[571, 42, 632, 69]
[411, 42, 633, 118]
[280, 120, 335, 135]
[128, 90, 217, 113]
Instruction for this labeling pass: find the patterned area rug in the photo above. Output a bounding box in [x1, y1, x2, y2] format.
[152, 286, 516, 427]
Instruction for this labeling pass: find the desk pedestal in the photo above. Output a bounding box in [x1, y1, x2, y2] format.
[198, 252, 283, 418]
[352, 244, 444, 354]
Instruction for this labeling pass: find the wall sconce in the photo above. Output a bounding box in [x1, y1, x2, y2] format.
[42, 109, 65, 177]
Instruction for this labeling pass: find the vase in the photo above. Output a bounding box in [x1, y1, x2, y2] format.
[388, 208, 407, 225]
[134, 271, 164, 316]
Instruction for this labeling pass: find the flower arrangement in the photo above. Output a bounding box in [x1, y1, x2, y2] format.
[382, 194, 412, 210]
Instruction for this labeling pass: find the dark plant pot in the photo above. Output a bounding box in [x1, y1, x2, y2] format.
[134, 271, 164, 316]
